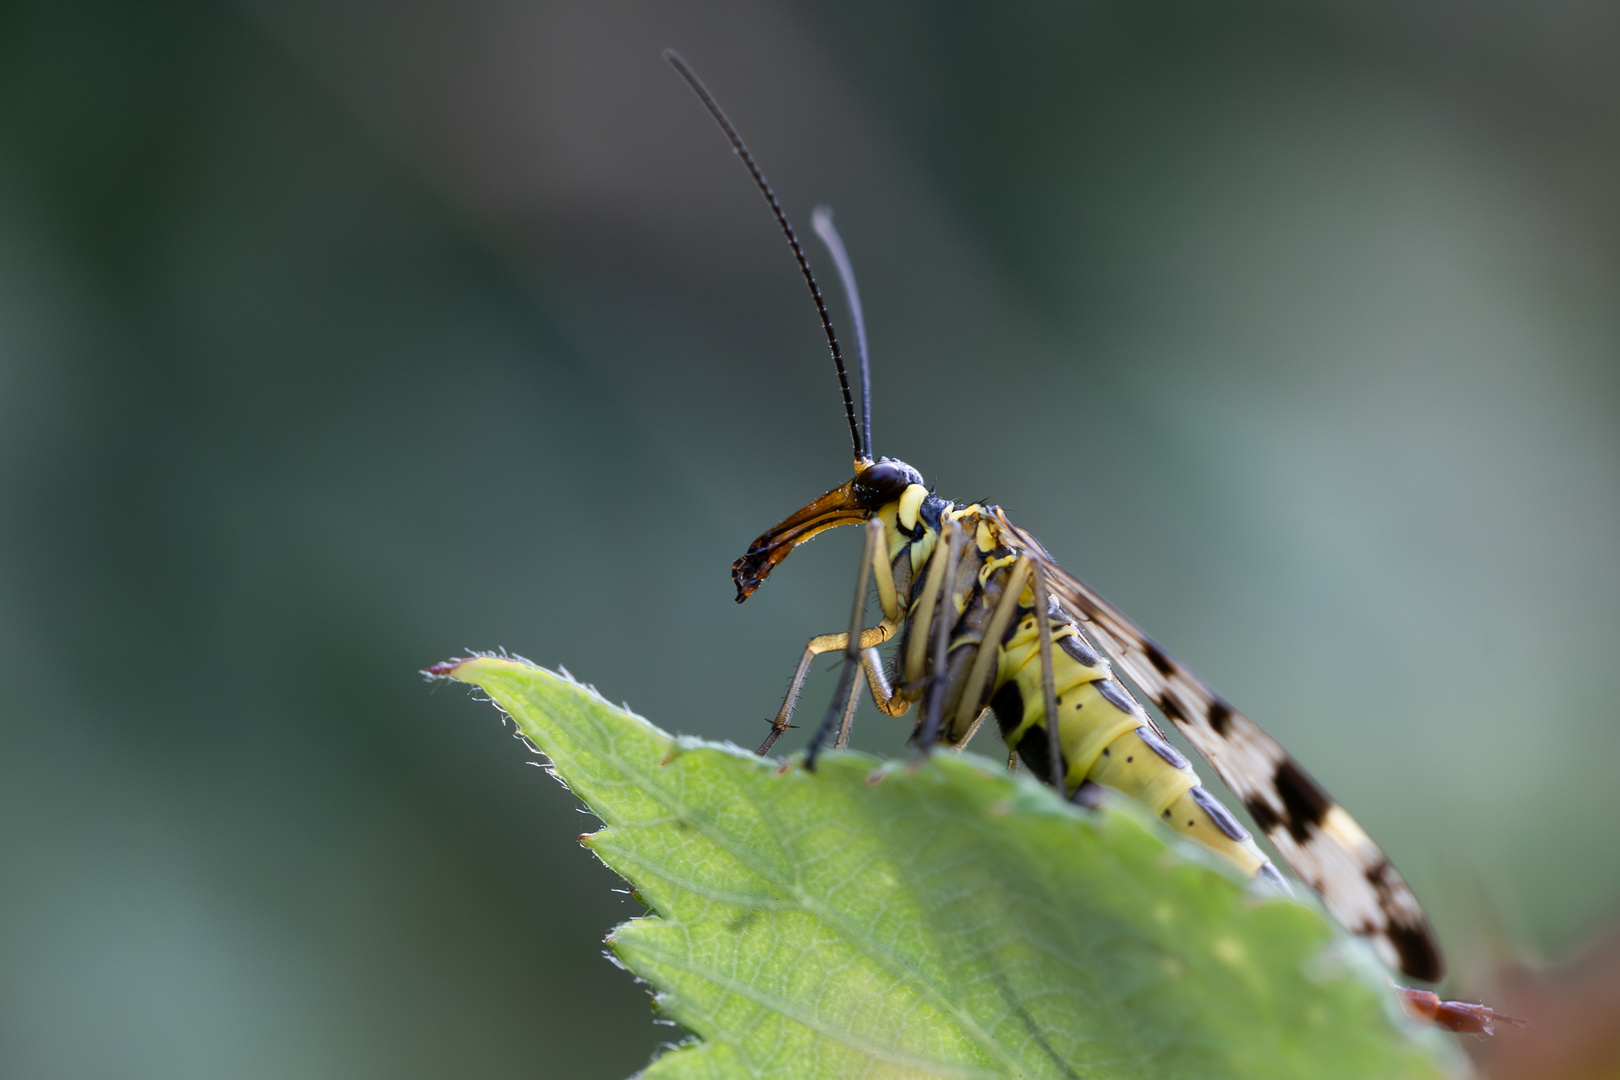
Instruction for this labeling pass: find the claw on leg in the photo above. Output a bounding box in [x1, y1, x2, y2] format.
[756, 723, 796, 756]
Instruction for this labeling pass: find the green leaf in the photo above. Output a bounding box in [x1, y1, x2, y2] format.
[435, 655, 1450, 1080]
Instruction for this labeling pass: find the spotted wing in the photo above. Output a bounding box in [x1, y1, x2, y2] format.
[992, 509, 1444, 982]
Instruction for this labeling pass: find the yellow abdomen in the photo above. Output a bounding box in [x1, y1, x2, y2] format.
[992, 611, 1271, 878]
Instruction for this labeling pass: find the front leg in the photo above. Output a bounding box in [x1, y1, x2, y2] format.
[834, 648, 910, 750]
[757, 518, 902, 756]
[755, 628, 899, 755]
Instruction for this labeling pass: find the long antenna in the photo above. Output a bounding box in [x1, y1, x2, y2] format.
[663, 49, 865, 463]
[811, 206, 872, 458]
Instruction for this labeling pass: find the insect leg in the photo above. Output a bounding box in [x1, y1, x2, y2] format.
[1028, 560, 1065, 791]
[953, 707, 992, 749]
[868, 519, 903, 626]
[833, 672, 861, 749]
[863, 648, 901, 714]
[950, 556, 1033, 742]
[756, 519, 899, 755]
[915, 518, 967, 751]
[843, 647, 909, 751]
[757, 635, 840, 754]
[805, 519, 884, 770]
[756, 632, 895, 752]
[903, 518, 954, 685]
[825, 535, 894, 752]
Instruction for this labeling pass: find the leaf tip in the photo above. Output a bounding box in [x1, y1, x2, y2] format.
[423, 650, 553, 688]
[422, 657, 473, 680]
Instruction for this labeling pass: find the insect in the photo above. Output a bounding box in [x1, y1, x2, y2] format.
[665, 49, 1521, 1036]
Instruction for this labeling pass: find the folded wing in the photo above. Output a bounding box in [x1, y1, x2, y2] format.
[992, 509, 1444, 982]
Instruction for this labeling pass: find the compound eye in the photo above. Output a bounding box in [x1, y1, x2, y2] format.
[852, 459, 924, 509]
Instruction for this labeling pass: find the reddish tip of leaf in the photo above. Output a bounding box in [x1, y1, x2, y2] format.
[776, 760, 793, 776]
[578, 833, 594, 846]
[866, 769, 888, 786]
[424, 658, 470, 678]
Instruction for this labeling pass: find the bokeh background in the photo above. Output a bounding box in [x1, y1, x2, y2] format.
[2, 1, 1618, 1076]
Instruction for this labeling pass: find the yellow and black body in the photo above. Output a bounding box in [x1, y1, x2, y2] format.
[735, 457, 1281, 888]
[667, 48, 1487, 1004]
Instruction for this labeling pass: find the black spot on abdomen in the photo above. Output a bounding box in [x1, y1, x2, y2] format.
[995, 679, 1067, 789]
[1014, 729, 1063, 790]
[991, 680, 1023, 739]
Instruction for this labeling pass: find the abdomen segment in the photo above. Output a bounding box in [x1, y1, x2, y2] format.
[990, 608, 1276, 882]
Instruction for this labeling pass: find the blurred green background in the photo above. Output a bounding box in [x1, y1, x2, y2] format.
[1, 0, 1616, 1076]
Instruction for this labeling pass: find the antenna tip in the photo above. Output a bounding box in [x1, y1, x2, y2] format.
[662, 47, 679, 60]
